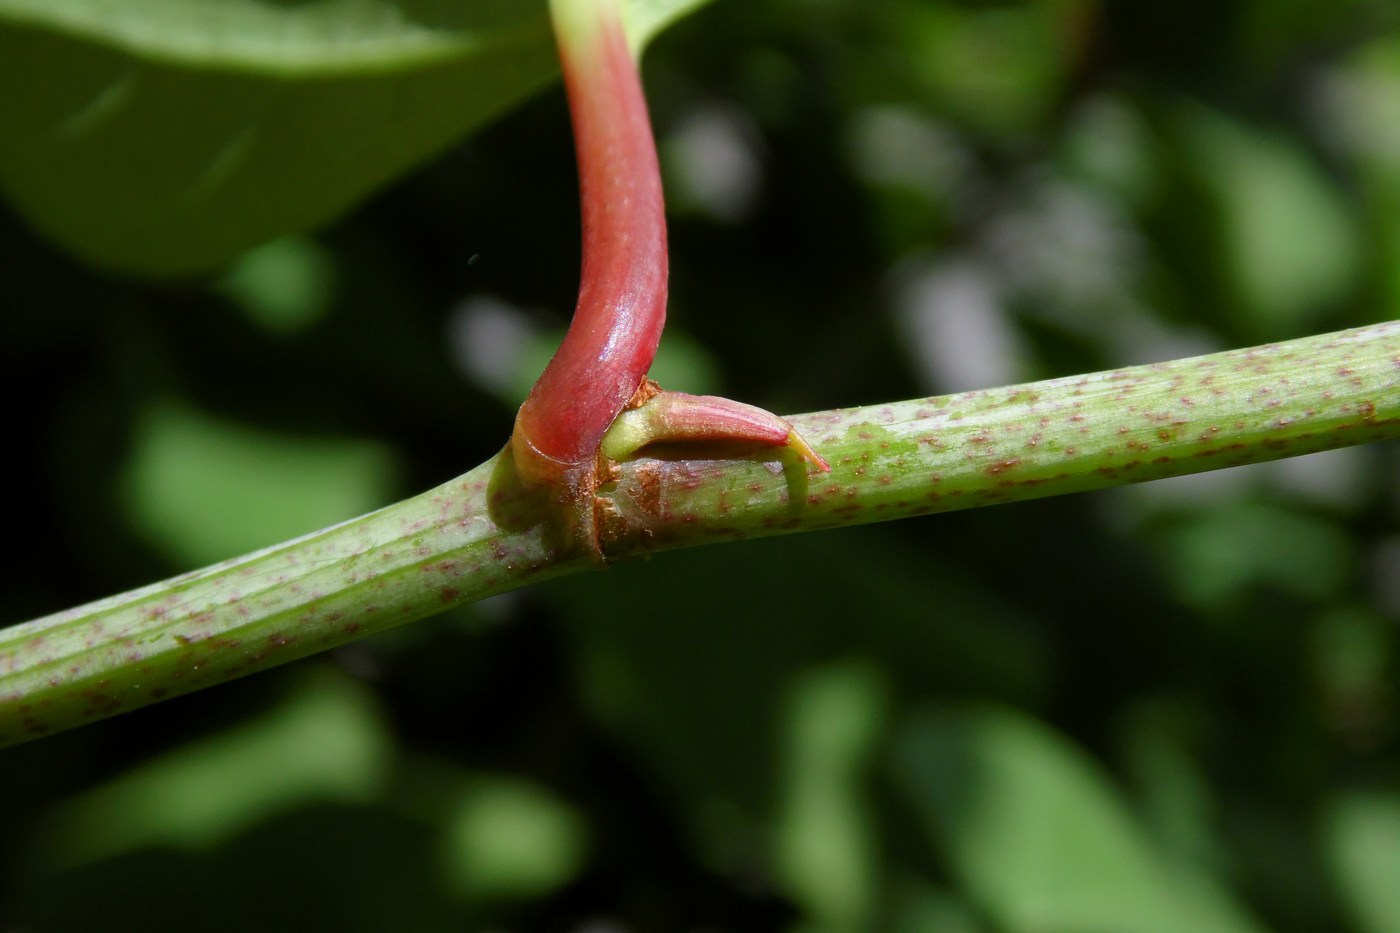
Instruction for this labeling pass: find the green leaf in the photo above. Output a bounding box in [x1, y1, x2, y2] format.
[1179, 105, 1361, 339]
[1149, 501, 1354, 611]
[550, 528, 1048, 875]
[122, 401, 399, 566]
[40, 671, 390, 866]
[894, 1, 1083, 138]
[774, 663, 885, 933]
[1324, 792, 1400, 933]
[894, 707, 1266, 933]
[0, 0, 709, 276]
[440, 775, 588, 900]
[217, 235, 337, 334]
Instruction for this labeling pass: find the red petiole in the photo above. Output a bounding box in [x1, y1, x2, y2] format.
[511, 0, 666, 488]
[510, 0, 827, 553]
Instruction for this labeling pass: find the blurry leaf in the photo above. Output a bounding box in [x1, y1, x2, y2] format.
[893, 1, 1084, 138]
[1309, 606, 1396, 751]
[42, 671, 389, 866]
[0, 0, 710, 276]
[1117, 699, 1225, 878]
[1331, 31, 1400, 182]
[1180, 106, 1360, 338]
[1239, 0, 1389, 74]
[775, 662, 885, 933]
[24, 805, 456, 932]
[122, 401, 398, 566]
[1329, 33, 1400, 325]
[1324, 792, 1400, 933]
[1150, 501, 1353, 611]
[846, 105, 969, 254]
[217, 236, 336, 335]
[1311, 606, 1391, 698]
[1059, 94, 1160, 209]
[1379, 212, 1400, 325]
[553, 529, 1049, 873]
[891, 883, 986, 933]
[894, 707, 1265, 933]
[441, 775, 588, 900]
[621, 0, 711, 52]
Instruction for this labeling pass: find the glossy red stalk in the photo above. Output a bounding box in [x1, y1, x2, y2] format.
[511, 0, 828, 554]
[511, 0, 666, 488]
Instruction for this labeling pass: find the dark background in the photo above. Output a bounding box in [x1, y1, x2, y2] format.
[4, 0, 1400, 930]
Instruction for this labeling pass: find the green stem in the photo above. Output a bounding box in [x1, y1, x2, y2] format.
[4, 321, 1399, 747]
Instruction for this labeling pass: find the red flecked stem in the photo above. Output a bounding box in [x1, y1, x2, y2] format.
[512, 0, 666, 487]
[5, 323, 1399, 745]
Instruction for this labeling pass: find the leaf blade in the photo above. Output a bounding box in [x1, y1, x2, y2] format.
[0, 0, 705, 275]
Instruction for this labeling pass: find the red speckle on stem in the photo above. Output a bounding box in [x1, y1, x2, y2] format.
[985, 458, 1022, 476]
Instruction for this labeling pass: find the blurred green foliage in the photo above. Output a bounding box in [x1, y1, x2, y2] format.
[3, 0, 1400, 930]
[0, 0, 708, 274]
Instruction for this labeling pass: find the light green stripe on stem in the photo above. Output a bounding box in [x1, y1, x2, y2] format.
[0, 464, 589, 747]
[4, 321, 1399, 746]
[602, 321, 1400, 553]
